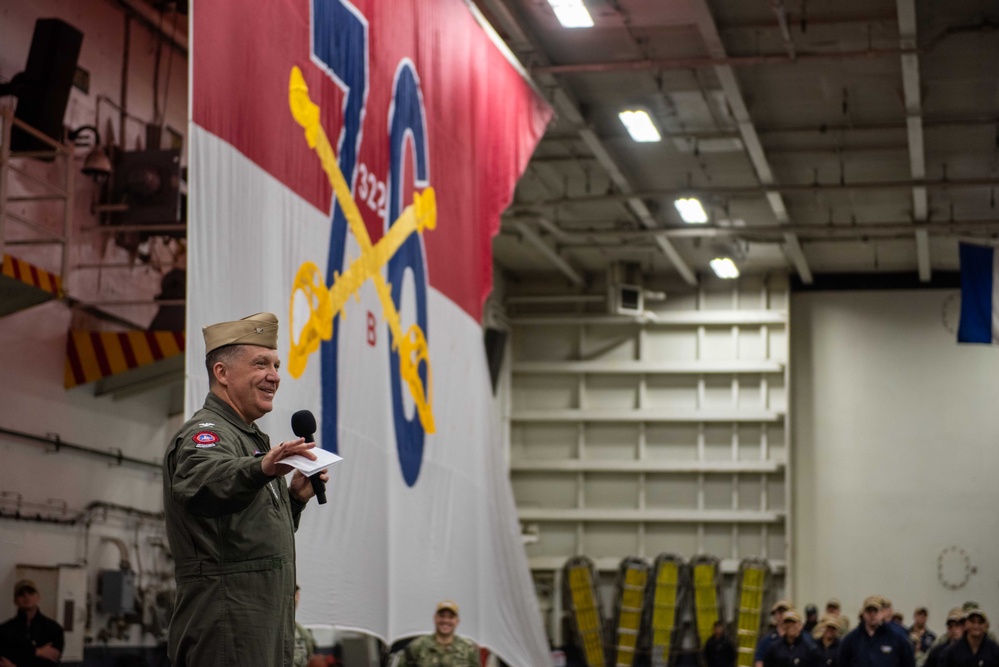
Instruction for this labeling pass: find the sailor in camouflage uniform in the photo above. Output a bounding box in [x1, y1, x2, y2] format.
[163, 313, 329, 667]
[401, 600, 480, 667]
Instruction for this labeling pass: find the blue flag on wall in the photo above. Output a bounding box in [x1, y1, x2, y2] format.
[958, 242, 999, 344]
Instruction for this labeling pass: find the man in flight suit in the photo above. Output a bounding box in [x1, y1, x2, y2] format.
[163, 313, 329, 666]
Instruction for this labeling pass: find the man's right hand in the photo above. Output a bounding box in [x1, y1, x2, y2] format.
[261, 437, 317, 477]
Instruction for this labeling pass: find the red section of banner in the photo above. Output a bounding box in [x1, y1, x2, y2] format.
[193, 0, 551, 319]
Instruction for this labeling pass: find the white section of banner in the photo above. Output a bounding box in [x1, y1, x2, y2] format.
[188, 126, 550, 666]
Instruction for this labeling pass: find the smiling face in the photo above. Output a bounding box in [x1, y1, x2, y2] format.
[435, 609, 458, 640]
[966, 615, 987, 640]
[212, 345, 281, 423]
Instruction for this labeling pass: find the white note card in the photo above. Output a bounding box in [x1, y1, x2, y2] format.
[283, 446, 343, 476]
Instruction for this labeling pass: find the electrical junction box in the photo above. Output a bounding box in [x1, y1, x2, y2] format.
[99, 569, 136, 615]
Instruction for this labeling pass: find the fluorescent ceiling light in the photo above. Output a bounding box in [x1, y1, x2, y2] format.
[674, 197, 708, 223]
[710, 257, 740, 279]
[618, 110, 661, 142]
[548, 0, 594, 28]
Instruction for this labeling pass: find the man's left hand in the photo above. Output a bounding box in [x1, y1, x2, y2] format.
[290, 468, 330, 503]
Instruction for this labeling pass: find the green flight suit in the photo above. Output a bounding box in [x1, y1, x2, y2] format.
[164, 393, 307, 666]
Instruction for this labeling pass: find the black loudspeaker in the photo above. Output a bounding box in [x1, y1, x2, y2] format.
[484, 327, 508, 395]
[11, 18, 84, 153]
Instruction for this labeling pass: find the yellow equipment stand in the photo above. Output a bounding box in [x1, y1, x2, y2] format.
[690, 555, 723, 649]
[734, 558, 772, 667]
[645, 554, 687, 667]
[564, 555, 607, 667]
[611, 557, 649, 667]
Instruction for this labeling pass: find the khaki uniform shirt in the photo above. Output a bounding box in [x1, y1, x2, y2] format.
[164, 393, 306, 667]
[402, 634, 480, 667]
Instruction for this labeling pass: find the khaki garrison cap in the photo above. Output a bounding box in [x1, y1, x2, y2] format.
[947, 607, 965, 623]
[203, 312, 279, 355]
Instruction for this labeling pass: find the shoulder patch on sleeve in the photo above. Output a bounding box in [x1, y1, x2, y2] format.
[192, 431, 221, 447]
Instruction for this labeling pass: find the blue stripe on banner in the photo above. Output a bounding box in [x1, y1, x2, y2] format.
[958, 242, 995, 344]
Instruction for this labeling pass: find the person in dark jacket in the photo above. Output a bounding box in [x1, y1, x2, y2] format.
[756, 600, 795, 667]
[163, 313, 329, 667]
[804, 606, 820, 635]
[816, 616, 842, 667]
[942, 609, 999, 667]
[924, 608, 964, 667]
[0, 579, 64, 667]
[764, 609, 819, 667]
[909, 607, 936, 664]
[839, 596, 915, 667]
[705, 620, 737, 667]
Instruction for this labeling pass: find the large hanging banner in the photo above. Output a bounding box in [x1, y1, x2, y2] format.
[187, 0, 552, 664]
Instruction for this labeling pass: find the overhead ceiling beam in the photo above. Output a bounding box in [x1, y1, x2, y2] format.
[539, 115, 999, 144]
[769, 0, 797, 60]
[532, 47, 919, 75]
[509, 177, 999, 209]
[503, 218, 999, 242]
[718, 14, 898, 32]
[530, 19, 992, 76]
[897, 0, 931, 281]
[475, 0, 698, 286]
[685, 0, 812, 283]
[512, 221, 585, 286]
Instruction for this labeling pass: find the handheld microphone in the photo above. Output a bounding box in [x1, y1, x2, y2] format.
[290, 409, 326, 505]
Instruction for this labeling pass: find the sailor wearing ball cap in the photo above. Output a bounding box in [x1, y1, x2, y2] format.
[942, 609, 999, 667]
[924, 609, 967, 667]
[763, 609, 821, 667]
[838, 596, 915, 667]
[401, 600, 480, 666]
[814, 615, 843, 667]
[756, 601, 818, 667]
[0, 579, 65, 665]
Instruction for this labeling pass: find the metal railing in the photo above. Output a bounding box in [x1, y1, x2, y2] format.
[0, 106, 74, 287]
